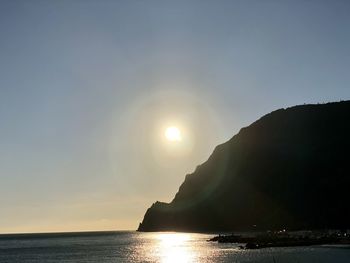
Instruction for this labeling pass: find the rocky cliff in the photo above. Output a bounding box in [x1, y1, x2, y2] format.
[138, 101, 350, 232]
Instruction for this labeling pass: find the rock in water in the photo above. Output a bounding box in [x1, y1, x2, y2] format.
[138, 101, 350, 232]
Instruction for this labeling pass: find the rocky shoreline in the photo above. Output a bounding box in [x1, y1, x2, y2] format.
[208, 231, 350, 249]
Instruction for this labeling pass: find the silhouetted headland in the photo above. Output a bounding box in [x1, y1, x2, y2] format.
[138, 101, 350, 232]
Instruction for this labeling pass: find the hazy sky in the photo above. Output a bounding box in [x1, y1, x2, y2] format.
[1, 0, 349, 233]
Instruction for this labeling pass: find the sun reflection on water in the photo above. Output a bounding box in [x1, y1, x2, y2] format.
[155, 233, 197, 263]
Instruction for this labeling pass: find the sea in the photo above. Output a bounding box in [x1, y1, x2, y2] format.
[0, 231, 349, 263]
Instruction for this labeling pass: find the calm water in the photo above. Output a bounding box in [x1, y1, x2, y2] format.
[0, 231, 349, 262]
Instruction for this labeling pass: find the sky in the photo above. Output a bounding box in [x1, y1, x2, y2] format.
[0, 0, 349, 233]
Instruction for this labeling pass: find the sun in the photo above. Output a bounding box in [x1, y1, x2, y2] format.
[165, 126, 182, 142]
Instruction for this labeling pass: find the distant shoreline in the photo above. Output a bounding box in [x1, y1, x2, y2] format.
[0, 230, 131, 238]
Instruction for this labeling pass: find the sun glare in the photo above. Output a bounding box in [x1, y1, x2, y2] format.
[155, 233, 195, 263]
[165, 126, 182, 142]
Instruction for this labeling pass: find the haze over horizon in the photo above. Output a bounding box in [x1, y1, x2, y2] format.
[1, 0, 350, 233]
